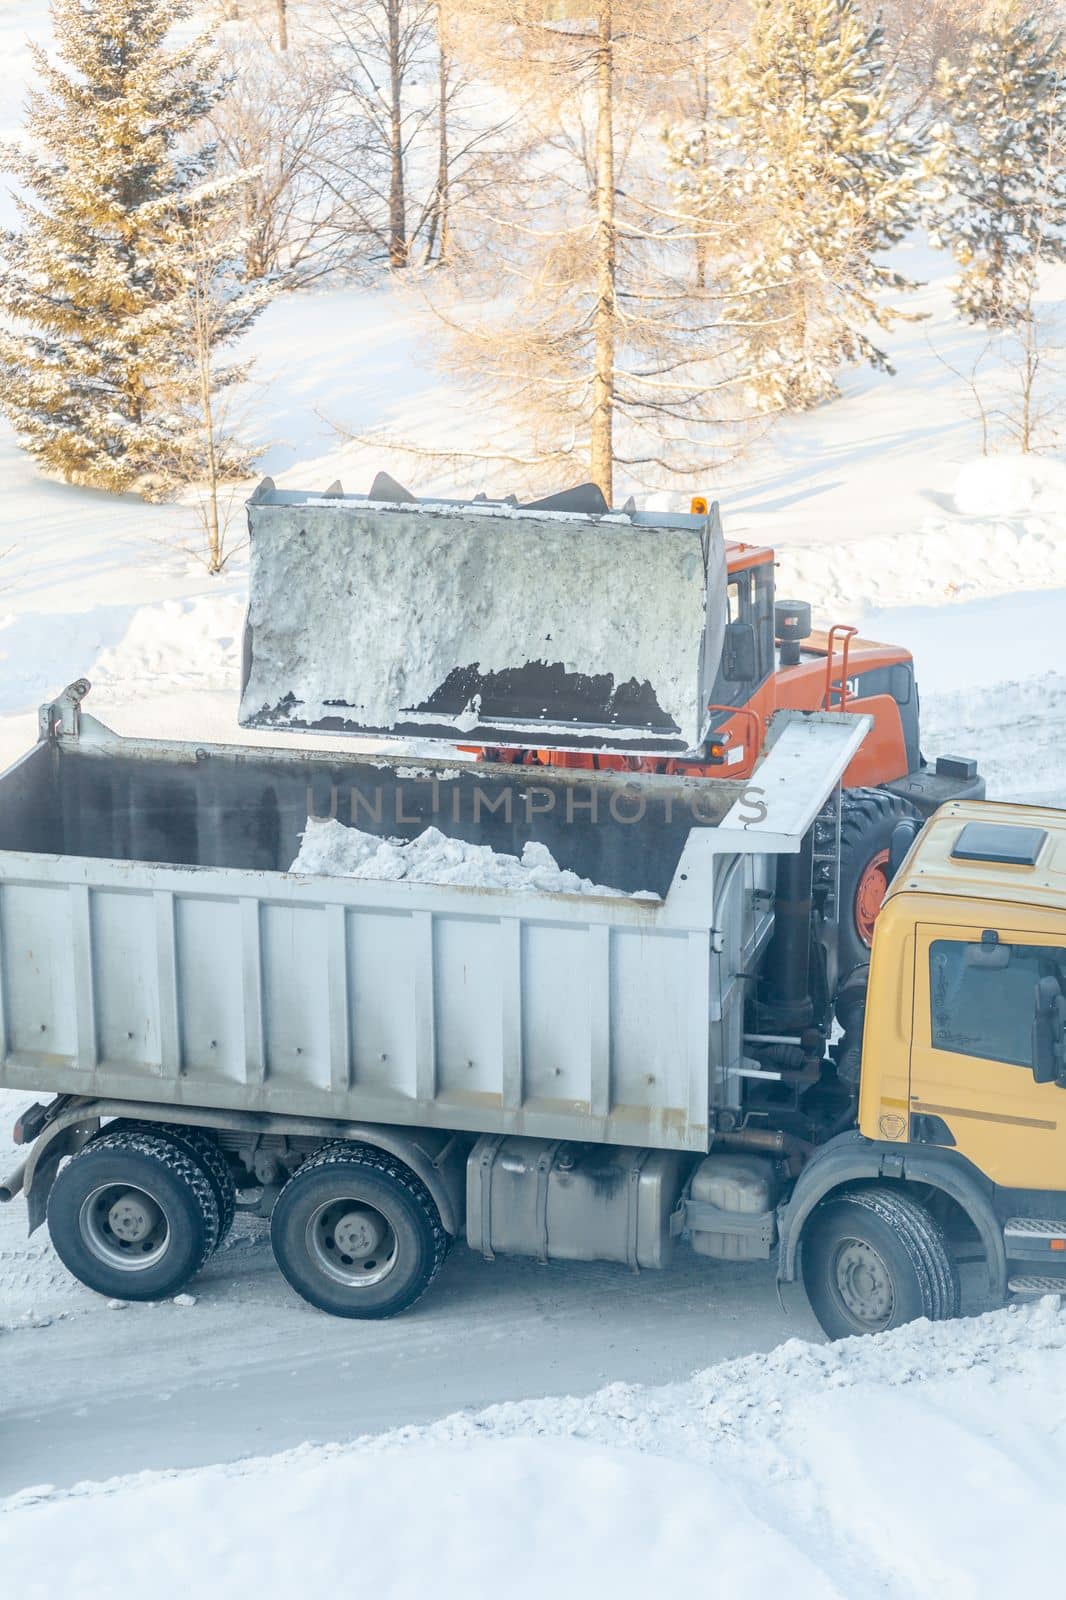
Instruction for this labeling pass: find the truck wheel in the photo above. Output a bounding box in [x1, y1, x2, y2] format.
[838, 789, 920, 973]
[97, 1121, 237, 1252]
[270, 1143, 448, 1319]
[46, 1130, 219, 1302]
[802, 1187, 959, 1340]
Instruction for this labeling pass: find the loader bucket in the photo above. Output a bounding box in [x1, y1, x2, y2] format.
[238, 476, 728, 756]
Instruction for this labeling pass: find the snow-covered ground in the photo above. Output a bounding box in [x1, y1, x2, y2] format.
[3, 1296, 1064, 1599]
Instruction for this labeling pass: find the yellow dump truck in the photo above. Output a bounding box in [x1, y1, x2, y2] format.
[780, 798, 1066, 1336]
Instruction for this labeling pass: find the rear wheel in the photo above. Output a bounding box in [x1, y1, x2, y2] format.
[837, 790, 921, 974]
[802, 1187, 959, 1340]
[47, 1130, 219, 1302]
[97, 1120, 237, 1252]
[270, 1143, 448, 1319]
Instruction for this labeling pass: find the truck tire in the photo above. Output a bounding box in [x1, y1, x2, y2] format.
[801, 1187, 960, 1340]
[270, 1143, 448, 1319]
[46, 1130, 220, 1303]
[838, 789, 921, 974]
[96, 1120, 237, 1253]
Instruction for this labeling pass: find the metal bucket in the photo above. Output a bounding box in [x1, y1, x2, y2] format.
[239, 476, 727, 756]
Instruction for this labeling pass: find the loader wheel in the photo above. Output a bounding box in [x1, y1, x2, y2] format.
[96, 1120, 237, 1252]
[47, 1130, 219, 1303]
[838, 789, 920, 973]
[270, 1143, 448, 1319]
[802, 1187, 959, 1340]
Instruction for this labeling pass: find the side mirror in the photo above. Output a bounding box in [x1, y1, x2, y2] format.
[723, 620, 757, 683]
[888, 817, 922, 882]
[1032, 976, 1066, 1085]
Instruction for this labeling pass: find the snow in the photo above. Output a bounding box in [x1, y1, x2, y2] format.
[2, 1297, 1064, 1599]
[240, 498, 713, 748]
[952, 454, 1066, 517]
[2, 0, 1066, 1553]
[289, 817, 633, 897]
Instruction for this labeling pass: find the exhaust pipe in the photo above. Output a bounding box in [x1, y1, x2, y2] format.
[760, 828, 815, 1031]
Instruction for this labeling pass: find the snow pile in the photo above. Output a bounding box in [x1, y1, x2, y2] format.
[290, 817, 630, 897]
[2, 1297, 1064, 1599]
[953, 453, 1066, 518]
[775, 454, 1066, 624]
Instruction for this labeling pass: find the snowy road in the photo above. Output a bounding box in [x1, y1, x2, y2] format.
[0, 1216, 820, 1496]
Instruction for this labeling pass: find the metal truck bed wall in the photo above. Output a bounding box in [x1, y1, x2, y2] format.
[0, 735, 730, 892]
[0, 714, 765, 1153]
[0, 703, 868, 1154]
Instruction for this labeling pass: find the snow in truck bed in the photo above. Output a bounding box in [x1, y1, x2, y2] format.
[289, 816, 640, 897]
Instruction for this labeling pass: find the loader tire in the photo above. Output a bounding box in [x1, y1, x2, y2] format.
[802, 1186, 960, 1340]
[837, 789, 921, 975]
[270, 1143, 448, 1320]
[47, 1130, 219, 1303]
[97, 1120, 237, 1252]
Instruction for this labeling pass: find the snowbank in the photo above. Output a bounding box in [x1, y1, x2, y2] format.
[953, 454, 1066, 518]
[3, 1297, 1063, 1599]
[290, 817, 632, 897]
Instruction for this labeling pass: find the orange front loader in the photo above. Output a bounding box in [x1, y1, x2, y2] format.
[479, 512, 984, 974]
[238, 476, 983, 975]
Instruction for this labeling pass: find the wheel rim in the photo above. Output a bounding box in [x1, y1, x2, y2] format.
[830, 1237, 894, 1331]
[854, 848, 890, 946]
[306, 1199, 398, 1289]
[80, 1183, 171, 1272]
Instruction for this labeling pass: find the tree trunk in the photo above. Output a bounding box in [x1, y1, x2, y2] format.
[275, 0, 289, 51]
[435, 3, 451, 266]
[194, 273, 223, 574]
[387, 0, 408, 268]
[590, 0, 615, 505]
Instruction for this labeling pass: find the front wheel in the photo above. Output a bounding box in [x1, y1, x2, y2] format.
[270, 1143, 448, 1319]
[801, 1187, 959, 1340]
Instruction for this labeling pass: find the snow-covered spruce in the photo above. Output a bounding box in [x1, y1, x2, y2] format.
[929, 5, 1066, 329]
[0, 0, 269, 500]
[666, 0, 923, 412]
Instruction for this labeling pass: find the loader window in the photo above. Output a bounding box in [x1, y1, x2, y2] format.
[929, 939, 1066, 1068]
[720, 567, 774, 696]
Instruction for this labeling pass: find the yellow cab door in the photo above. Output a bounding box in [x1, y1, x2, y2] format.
[909, 923, 1066, 1193]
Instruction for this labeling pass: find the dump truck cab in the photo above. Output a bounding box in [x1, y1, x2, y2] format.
[778, 799, 1066, 1337]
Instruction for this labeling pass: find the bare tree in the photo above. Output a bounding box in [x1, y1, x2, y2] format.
[293, 0, 522, 271]
[419, 0, 766, 502]
[168, 206, 273, 572]
[208, 38, 362, 282]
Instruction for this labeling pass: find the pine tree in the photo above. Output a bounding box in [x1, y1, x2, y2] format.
[0, 0, 267, 497]
[930, 4, 1066, 327]
[694, 0, 922, 410]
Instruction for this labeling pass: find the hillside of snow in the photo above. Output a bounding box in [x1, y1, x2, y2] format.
[3, 1296, 1064, 1600]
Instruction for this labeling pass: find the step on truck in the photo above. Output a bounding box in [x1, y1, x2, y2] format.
[1, 486, 1059, 1338]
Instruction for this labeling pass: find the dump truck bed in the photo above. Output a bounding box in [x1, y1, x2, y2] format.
[0, 693, 868, 1153]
